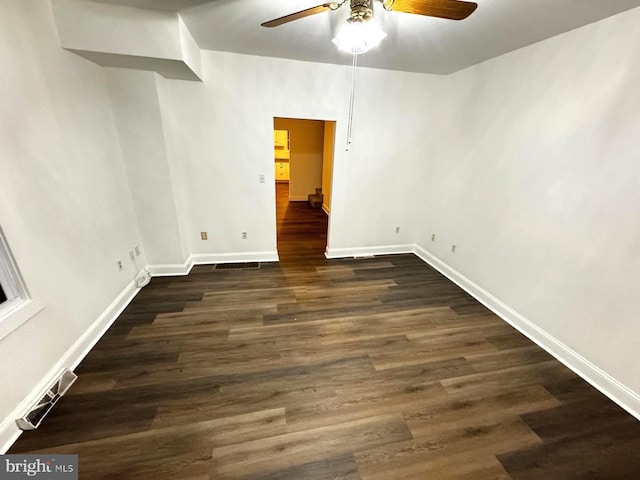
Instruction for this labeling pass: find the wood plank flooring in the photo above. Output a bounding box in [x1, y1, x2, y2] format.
[10, 184, 640, 479]
[275, 182, 328, 266]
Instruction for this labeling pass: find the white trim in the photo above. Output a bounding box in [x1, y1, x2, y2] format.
[322, 204, 330, 215]
[412, 244, 640, 421]
[0, 226, 40, 341]
[288, 196, 308, 202]
[0, 423, 20, 454]
[0, 229, 25, 302]
[146, 259, 194, 277]
[0, 280, 140, 453]
[325, 244, 413, 259]
[191, 251, 279, 265]
[0, 299, 46, 342]
[147, 251, 280, 277]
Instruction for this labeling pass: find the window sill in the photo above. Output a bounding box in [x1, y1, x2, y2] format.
[0, 298, 46, 342]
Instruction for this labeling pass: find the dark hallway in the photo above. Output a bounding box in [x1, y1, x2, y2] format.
[275, 182, 328, 266]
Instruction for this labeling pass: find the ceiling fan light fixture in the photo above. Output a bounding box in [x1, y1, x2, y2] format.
[332, 18, 387, 55]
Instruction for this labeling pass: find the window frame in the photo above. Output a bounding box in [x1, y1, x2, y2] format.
[0, 226, 45, 340]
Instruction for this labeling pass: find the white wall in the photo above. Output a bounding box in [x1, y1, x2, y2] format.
[415, 8, 640, 403]
[162, 51, 441, 256]
[53, 0, 181, 59]
[0, 0, 143, 447]
[105, 68, 186, 266]
[156, 75, 192, 263]
[52, 0, 202, 81]
[328, 63, 442, 252]
[178, 16, 202, 79]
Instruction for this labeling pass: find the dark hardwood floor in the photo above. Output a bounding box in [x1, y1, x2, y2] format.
[275, 182, 328, 266]
[10, 183, 640, 479]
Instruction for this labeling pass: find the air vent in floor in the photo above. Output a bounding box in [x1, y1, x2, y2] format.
[214, 262, 260, 270]
[17, 369, 77, 430]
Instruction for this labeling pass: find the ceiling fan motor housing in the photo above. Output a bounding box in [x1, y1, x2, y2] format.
[349, 0, 374, 23]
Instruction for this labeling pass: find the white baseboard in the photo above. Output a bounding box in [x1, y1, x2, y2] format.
[191, 251, 279, 265]
[325, 244, 414, 259]
[412, 244, 640, 421]
[289, 196, 308, 202]
[322, 204, 330, 215]
[147, 259, 193, 277]
[0, 280, 140, 453]
[147, 251, 280, 277]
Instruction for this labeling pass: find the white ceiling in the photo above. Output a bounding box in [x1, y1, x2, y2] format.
[88, 0, 640, 74]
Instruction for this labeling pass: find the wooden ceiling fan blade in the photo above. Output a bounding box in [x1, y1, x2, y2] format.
[262, 3, 337, 27]
[386, 0, 478, 20]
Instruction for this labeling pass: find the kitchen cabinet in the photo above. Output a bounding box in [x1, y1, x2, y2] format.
[274, 130, 290, 176]
[275, 161, 289, 181]
[275, 149, 290, 160]
[274, 130, 290, 159]
[274, 130, 289, 148]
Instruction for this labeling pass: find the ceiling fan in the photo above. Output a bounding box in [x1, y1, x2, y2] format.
[262, 0, 478, 29]
[262, 0, 477, 54]
[261, 0, 478, 148]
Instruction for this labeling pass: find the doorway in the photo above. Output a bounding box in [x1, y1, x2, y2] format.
[273, 117, 336, 264]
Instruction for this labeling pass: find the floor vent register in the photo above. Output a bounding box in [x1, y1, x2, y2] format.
[16, 368, 77, 430]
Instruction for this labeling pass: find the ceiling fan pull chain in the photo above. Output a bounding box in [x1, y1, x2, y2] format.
[346, 52, 358, 151]
[330, 0, 348, 10]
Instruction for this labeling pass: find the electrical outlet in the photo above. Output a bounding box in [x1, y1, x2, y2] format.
[431, 233, 436, 242]
[200, 231, 208, 241]
[128, 250, 135, 261]
[259, 174, 265, 183]
[451, 244, 456, 253]
[116, 259, 123, 271]
[395, 227, 400, 234]
[134, 245, 141, 256]
[241, 231, 248, 240]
